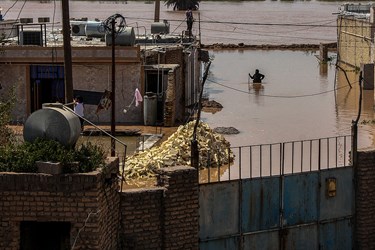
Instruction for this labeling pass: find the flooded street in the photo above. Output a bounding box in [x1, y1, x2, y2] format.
[1, 0, 340, 45]
[2, 1, 375, 179]
[203, 50, 375, 149]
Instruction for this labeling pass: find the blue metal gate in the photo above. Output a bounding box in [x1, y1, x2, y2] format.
[199, 136, 354, 250]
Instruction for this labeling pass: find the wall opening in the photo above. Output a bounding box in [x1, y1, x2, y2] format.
[20, 221, 71, 250]
[30, 65, 65, 112]
[145, 69, 168, 122]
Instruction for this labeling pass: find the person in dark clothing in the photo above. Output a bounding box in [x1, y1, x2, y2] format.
[249, 69, 265, 83]
[186, 8, 194, 35]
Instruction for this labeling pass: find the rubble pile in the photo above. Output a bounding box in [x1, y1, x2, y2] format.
[123, 121, 234, 179]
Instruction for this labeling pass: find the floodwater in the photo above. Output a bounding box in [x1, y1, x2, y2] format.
[3, 1, 375, 179]
[1, 0, 342, 45]
[203, 50, 375, 148]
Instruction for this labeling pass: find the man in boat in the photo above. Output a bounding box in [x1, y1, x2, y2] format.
[249, 69, 265, 83]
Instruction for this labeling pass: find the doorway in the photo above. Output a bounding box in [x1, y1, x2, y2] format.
[20, 221, 71, 250]
[145, 68, 168, 123]
[30, 65, 65, 112]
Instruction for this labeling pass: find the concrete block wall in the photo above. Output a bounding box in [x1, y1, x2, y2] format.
[337, 17, 373, 68]
[355, 148, 375, 249]
[0, 157, 119, 250]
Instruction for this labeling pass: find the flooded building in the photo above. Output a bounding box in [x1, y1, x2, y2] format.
[0, 17, 205, 127]
[337, 4, 375, 77]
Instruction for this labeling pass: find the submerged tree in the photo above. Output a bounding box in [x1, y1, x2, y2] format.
[164, 0, 200, 11]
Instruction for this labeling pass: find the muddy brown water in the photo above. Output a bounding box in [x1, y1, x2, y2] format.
[2, 0, 340, 45]
[4, 1, 375, 181]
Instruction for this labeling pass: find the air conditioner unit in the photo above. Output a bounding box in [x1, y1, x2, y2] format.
[38, 17, 50, 23]
[19, 31, 43, 46]
[20, 18, 33, 24]
[70, 21, 87, 36]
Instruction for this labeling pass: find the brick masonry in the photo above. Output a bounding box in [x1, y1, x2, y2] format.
[0, 157, 120, 250]
[355, 148, 375, 249]
[0, 160, 199, 249]
[120, 165, 199, 250]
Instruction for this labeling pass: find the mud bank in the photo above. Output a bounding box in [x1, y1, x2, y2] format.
[200, 42, 337, 51]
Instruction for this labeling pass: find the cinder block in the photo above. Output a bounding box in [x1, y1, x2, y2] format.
[36, 161, 63, 175]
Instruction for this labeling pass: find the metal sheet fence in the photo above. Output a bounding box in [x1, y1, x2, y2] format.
[199, 135, 351, 184]
[199, 167, 354, 250]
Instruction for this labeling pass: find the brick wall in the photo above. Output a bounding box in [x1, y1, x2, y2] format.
[120, 166, 199, 250]
[355, 148, 375, 249]
[0, 157, 119, 250]
[0, 161, 200, 249]
[120, 188, 165, 249]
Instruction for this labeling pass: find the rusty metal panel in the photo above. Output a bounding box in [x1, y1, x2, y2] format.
[320, 219, 352, 250]
[243, 231, 279, 250]
[320, 167, 354, 220]
[200, 237, 239, 250]
[199, 181, 240, 240]
[284, 224, 318, 250]
[283, 173, 319, 226]
[242, 177, 280, 232]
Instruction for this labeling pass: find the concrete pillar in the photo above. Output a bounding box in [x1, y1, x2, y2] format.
[319, 43, 328, 63]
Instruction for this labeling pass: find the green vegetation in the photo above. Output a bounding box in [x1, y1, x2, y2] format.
[164, 0, 200, 10]
[0, 86, 16, 146]
[0, 88, 106, 174]
[0, 138, 106, 173]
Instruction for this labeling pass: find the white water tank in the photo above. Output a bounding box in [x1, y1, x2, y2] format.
[85, 21, 105, 38]
[23, 103, 81, 147]
[151, 21, 170, 34]
[105, 27, 135, 46]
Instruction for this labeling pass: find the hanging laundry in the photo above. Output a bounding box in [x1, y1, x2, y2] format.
[96, 90, 112, 114]
[135, 88, 143, 107]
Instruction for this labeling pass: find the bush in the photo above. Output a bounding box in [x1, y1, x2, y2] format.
[0, 86, 16, 146]
[0, 138, 106, 173]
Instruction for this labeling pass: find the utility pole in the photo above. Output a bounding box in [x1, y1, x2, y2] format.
[154, 0, 160, 22]
[61, 0, 74, 103]
[191, 61, 211, 169]
[111, 19, 116, 157]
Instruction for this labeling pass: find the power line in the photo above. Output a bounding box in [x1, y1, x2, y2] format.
[207, 78, 353, 99]
[124, 16, 370, 29]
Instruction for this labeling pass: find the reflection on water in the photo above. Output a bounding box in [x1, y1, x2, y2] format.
[203, 50, 374, 148]
[200, 50, 375, 181]
[76, 134, 145, 157]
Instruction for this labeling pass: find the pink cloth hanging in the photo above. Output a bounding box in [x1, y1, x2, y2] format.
[135, 88, 143, 107]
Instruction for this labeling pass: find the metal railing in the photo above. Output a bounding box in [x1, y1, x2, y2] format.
[199, 135, 352, 184]
[62, 104, 128, 190]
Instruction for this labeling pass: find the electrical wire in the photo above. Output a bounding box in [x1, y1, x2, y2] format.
[124, 16, 371, 29]
[207, 78, 354, 99]
[2, 0, 20, 19]
[14, 0, 27, 22]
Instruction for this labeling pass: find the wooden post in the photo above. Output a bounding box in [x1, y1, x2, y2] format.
[61, 0, 73, 103]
